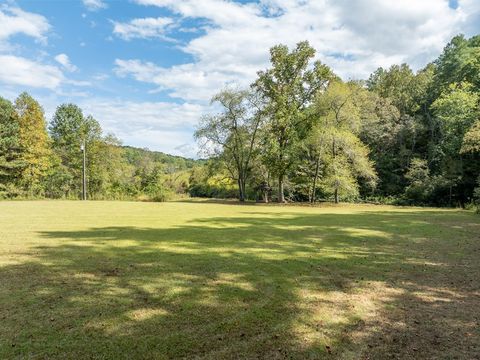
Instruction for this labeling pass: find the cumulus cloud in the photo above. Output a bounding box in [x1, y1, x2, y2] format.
[0, 5, 91, 92]
[105, 0, 479, 155]
[0, 7, 67, 90]
[124, 0, 480, 104]
[54, 53, 78, 72]
[114, 59, 233, 101]
[0, 55, 64, 89]
[82, 0, 107, 11]
[112, 17, 175, 40]
[0, 5, 50, 46]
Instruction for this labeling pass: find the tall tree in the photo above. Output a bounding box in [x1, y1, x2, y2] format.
[50, 104, 102, 198]
[432, 83, 478, 155]
[0, 97, 24, 197]
[365, 63, 436, 195]
[312, 81, 377, 203]
[367, 64, 419, 115]
[253, 41, 334, 202]
[195, 89, 262, 201]
[359, 94, 404, 195]
[433, 35, 480, 94]
[431, 82, 479, 204]
[87, 134, 132, 199]
[14, 92, 52, 194]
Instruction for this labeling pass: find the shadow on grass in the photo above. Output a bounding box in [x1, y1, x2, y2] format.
[1, 210, 479, 359]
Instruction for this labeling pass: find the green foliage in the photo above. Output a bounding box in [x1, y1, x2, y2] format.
[253, 41, 335, 202]
[14, 92, 52, 195]
[2, 34, 480, 207]
[401, 158, 453, 206]
[367, 64, 418, 115]
[461, 120, 480, 154]
[310, 81, 377, 203]
[190, 35, 479, 206]
[43, 160, 74, 199]
[432, 83, 478, 152]
[123, 146, 197, 171]
[49, 104, 104, 198]
[195, 89, 262, 201]
[403, 158, 434, 204]
[0, 97, 24, 198]
[474, 176, 480, 213]
[434, 34, 480, 93]
[0, 92, 200, 201]
[188, 162, 238, 199]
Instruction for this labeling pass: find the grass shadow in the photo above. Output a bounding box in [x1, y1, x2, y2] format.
[1, 209, 479, 358]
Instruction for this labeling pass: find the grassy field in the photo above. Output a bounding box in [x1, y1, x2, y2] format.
[0, 200, 479, 359]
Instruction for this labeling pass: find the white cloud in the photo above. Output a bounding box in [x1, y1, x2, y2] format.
[0, 54, 90, 90]
[112, 17, 175, 40]
[106, 0, 480, 155]
[82, 0, 107, 11]
[114, 59, 234, 101]
[0, 6, 88, 91]
[3, 0, 479, 158]
[79, 99, 207, 157]
[54, 53, 78, 72]
[0, 55, 64, 89]
[125, 0, 480, 104]
[0, 5, 50, 46]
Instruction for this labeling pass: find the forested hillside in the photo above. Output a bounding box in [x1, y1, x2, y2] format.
[1, 34, 479, 208]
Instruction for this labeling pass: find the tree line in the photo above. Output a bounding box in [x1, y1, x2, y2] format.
[194, 35, 480, 208]
[1, 34, 479, 208]
[0, 95, 194, 200]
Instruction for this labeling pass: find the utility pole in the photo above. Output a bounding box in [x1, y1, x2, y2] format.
[81, 139, 87, 200]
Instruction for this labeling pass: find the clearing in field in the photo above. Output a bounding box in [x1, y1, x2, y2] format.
[0, 201, 479, 359]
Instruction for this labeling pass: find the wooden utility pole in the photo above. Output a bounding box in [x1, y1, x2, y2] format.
[81, 139, 87, 200]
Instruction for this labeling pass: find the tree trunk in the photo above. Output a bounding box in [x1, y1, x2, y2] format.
[332, 138, 338, 204]
[238, 178, 245, 202]
[311, 156, 320, 204]
[263, 191, 269, 203]
[278, 174, 285, 203]
[449, 184, 452, 207]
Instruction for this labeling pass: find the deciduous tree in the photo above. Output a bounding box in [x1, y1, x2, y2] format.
[253, 41, 334, 202]
[195, 89, 262, 201]
[14, 92, 52, 194]
[312, 81, 377, 203]
[0, 97, 24, 197]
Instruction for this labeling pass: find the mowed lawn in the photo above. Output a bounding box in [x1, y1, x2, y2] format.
[0, 201, 479, 359]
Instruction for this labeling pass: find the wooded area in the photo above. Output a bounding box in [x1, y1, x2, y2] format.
[0, 96, 195, 201]
[1, 34, 479, 209]
[194, 35, 480, 208]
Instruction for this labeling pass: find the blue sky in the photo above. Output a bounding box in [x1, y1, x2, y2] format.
[1, 0, 479, 157]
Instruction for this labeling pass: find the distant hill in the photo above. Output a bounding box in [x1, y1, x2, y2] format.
[121, 146, 202, 172]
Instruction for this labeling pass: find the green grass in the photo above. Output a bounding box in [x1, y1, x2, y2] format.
[0, 200, 479, 359]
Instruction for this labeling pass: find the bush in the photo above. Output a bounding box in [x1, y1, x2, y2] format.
[143, 181, 173, 202]
[0, 183, 23, 199]
[188, 183, 237, 199]
[149, 189, 172, 202]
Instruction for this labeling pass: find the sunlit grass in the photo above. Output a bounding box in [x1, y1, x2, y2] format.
[0, 200, 479, 359]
